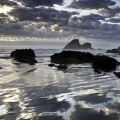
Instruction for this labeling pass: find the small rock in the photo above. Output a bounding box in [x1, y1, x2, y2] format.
[113, 72, 120, 78]
[48, 64, 55, 67]
[106, 49, 118, 53]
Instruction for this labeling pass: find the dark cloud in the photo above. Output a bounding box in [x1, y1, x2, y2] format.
[68, 11, 120, 39]
[79, 13, 105, 22]
[4, 23, 24, 30]
[79, 21, 101, 30]
[9, 7, 76, 23]
[0, 13, 23, 31]
[69, 20, 119, 32]
[100, 23, 117, 31]
[109, 7, 120, 13]
[69, 14, 104, 30]
[69, 19, 99, 30]
[0, 13, 8, 18]
[69, 0, 116, 9]
[71, 22, 120, 40]
[19, 0, 63, 7]
[0, 0, 17, 6]
[0, 13, 9, 22]
[8, 7, 78, 32]
[107, 7, 120, 17]
[68, 13, 120, 33]
[0, 16, 7, 29]
[0, 0, 63, 7]
[0, 0, 120, 39]
[108, 18, 120, 23]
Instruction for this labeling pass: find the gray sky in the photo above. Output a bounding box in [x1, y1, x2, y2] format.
[0, 0, 120, 40]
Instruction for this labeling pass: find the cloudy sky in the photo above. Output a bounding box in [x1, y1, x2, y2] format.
[0, 0, 120, 40]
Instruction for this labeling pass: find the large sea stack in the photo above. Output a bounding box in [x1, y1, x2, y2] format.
[64, 39, 92, 49]
[64, 39, 81, 49]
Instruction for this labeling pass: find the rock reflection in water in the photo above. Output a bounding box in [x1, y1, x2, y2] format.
[106, 99, 120, 112]
[26, 97, 70, 113]
[22, 85, 71, 98]
[70, 105, 119, 120]
[74, 93, 112, 104]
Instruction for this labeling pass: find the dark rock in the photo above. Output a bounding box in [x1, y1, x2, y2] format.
[106, 48, 118, 53]
[50, 51, 94, 64]
[64, 39, 92, 50]
[106, 47, 120, 53]
[10, 48, 36, 58]
[48, 64, 55, 67]
[82, 42, 92, 49]
[10, 48, 37, 64]
[51, 50, 120, 72]
[92, 55, 119, 72]
[113, 72, 120, 78]
[118, 47, 120, 52]
[48, 63, 68, 69]
[64, 39, 81, 49]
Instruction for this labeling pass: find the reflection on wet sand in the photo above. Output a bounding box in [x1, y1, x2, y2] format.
[70, 105, 119, 120]
[74, 93, 112, 104]
[0, 86, 120, 120]
[0, 88, 70, 120]
[0, 72, 20, 84]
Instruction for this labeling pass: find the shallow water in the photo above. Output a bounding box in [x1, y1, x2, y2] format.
[0, 48, 120, 120]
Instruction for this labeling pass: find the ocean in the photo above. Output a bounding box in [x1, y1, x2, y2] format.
[0, 40, 120, 120]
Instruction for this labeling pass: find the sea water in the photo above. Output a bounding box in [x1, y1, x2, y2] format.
[0, 40, 120, 120]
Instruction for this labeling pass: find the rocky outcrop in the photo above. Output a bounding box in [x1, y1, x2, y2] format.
[106, 48, 118, 53]
[92, 55, 119, 72]
[106, 47, 120, 53]
[82, 43, 92, 49]
[63, 39, 92, 49]
[64, 39, 81, 49]
[51, 51, 94, 64]
[10, 49, 38, 64]
[51, 51, 120, 72]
